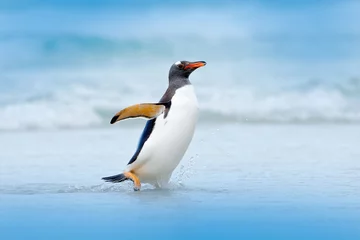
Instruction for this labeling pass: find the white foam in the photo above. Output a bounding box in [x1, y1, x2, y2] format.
[0, 80, 360, 131]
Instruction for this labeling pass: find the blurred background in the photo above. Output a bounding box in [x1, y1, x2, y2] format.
[1, 0, 360, 130]
[2, 1, 360, 239]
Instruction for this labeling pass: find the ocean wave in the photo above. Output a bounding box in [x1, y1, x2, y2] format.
[0, 80, 360, 131]
[1, 2, 360, 131]
[199, 84, 360, 124]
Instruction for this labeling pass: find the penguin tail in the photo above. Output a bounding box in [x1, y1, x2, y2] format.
[102, 173, 129, 183]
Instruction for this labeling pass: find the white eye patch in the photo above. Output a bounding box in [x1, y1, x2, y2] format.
[175, 61, 182, 66]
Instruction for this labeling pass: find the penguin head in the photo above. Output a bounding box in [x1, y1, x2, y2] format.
[168, 60, 206, 80]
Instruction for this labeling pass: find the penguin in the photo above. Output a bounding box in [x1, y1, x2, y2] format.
[102, 60, 206, 191]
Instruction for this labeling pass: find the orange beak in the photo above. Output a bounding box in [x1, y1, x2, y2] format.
[184, 61, 206, 70]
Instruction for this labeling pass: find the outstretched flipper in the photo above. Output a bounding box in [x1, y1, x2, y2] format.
[110, 103, 169, 124]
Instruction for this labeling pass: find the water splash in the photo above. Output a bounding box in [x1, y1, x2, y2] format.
[173, 154, 199, 185]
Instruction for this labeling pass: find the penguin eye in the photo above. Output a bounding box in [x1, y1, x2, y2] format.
[177, 63, 184, 69]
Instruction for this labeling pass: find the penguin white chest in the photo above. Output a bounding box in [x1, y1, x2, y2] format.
[130, 85, 199, 184]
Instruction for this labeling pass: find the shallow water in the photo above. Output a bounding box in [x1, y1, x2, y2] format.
[1, 124, 360, 239]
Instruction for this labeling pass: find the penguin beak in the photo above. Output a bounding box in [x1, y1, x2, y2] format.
[184, 61, 206, 70]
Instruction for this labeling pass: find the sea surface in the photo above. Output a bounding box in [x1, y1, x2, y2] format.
[1, 1, 360, 239]
[1, 1, 360, 131]
[1, 124, 360, 239]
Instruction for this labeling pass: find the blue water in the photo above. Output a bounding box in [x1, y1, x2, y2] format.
[1, 0, 360, 130]
[1, 1, 360, 239]
[1, 126, 360, 239]
[1, 193, 360, 240]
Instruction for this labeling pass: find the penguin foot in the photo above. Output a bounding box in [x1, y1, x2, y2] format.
[124, 171, 141, 191]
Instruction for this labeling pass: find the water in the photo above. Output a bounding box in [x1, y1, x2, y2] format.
[1, 125, 360, 239]
[1, 1, 360, 239]
[1, 1, 360, 130]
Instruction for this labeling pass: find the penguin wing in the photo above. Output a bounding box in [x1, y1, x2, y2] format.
[110, 102, 170, 124]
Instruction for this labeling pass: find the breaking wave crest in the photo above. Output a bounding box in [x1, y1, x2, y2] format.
[199, 83, 360, 124]
[2, 3, 360, 130]
[0, 79, 360, 131]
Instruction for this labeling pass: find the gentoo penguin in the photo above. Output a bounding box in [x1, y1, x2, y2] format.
[102, 60, 206, 191]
